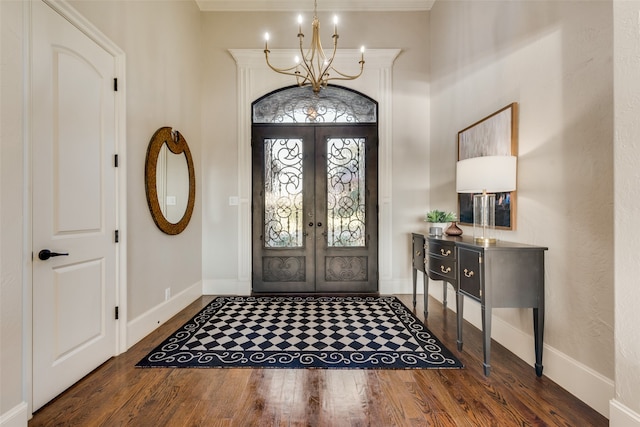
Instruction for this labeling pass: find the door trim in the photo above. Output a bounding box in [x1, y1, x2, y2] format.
[229, 48, 400, 294]
[24, 0, 127, 414]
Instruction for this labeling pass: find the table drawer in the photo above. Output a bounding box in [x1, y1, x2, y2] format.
[428, 240, 455, 259]
[458, 248, 481, 300]
[427, 256, 456, 281]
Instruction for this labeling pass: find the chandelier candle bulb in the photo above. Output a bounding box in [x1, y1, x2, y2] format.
[333, 15, 338, 35]
[298, 15, 303, 34]
[264, 32, 269, 50]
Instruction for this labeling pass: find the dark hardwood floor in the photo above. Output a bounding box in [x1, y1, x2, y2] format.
[29, 294, 607, 426]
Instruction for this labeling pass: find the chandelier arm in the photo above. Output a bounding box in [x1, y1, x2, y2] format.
[306, 18, 324, 86]
[265, 51, 305, 76]
[298, 43, 317, 85]
[295, 68, 312, 87]
[317, 34, 339, 86]
[326, 61, 365, 80]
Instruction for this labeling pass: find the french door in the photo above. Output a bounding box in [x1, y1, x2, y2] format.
[252, 124, 378, 293]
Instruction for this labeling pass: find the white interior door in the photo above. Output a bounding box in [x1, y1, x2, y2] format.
[32, 0, 118, 410]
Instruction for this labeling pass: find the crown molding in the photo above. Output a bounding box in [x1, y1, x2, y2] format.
[196, 0, 434, 12]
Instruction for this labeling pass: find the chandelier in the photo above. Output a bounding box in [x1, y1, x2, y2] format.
[263, 0, 365, 93]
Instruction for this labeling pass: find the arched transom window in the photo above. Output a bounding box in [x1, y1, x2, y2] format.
[252, 85, 377, 124]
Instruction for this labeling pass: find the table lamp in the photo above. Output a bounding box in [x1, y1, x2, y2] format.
[456, 155, 517, 245]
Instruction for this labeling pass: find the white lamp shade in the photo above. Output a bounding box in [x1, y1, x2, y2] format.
[456, 155, 517, 193]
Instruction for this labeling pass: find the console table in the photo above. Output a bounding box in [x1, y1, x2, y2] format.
[411, 233, 547, 376]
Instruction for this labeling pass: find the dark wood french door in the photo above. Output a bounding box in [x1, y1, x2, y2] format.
[252, 124, 378, 293]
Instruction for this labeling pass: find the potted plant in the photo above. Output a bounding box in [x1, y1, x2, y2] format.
[424, 210, 457, 236]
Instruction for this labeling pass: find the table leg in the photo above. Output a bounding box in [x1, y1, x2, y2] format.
[456, 290, 464, 351]
[442, 281, 448, 309]
[533, 307, 544, 377]
[423, 274, 429, 318]
[412, 267, 417, 308]
[482, 303, 492, 376]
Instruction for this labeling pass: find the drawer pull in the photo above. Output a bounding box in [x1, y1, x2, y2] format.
[440, 248, 451, 256]
[464, 269, 474, 278]
[440, 265, 451, 273]
[415, 250, 421, 257]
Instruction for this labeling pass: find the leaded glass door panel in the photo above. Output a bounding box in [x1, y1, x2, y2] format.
[314, 126, 378, 293]
[252, 124, 378, 293]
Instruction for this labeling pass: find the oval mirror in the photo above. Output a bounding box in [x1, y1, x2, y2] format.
[145, 127, 195, 235]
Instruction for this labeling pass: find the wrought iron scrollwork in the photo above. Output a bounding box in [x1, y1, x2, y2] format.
[326, 138, 366, 247]
[264, 138, 304, 248]
[253, 85, 377, 124]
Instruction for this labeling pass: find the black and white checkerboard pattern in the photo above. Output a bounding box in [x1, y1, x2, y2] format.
[184, 298, 422, 353]
[137, 296, 463, 369]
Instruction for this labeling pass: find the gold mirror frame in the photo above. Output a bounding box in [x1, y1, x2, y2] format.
[145, 127, 195, 235]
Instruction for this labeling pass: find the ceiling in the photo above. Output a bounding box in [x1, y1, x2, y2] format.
[195, 0, 435, 12]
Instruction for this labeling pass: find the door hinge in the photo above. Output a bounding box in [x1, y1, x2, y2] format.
[115, 306, 119, 320]
[115, 230, 119, 243]
[479, 255, 483, 264]
[114, 78, 118, 91]
[114, 154, 119, 167]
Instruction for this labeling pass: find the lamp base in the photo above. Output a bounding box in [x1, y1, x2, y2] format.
[473, 193, 496, 245]
[474, 236, 497, 246]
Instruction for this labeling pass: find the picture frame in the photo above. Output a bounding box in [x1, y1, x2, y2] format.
[457, 103, 518, 230]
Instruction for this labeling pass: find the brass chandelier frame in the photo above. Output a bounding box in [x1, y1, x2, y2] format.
[263, 0, 365, 93]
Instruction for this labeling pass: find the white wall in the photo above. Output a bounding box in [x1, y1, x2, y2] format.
[612, 1, 640, 425]
[200, 11, 431, 293]
[430, 0, 614, 417]
[68, 0, 204, 322]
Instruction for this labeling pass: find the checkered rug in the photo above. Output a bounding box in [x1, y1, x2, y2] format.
[136, 296, 463, 369]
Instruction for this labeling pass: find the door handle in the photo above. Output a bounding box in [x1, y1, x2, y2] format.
[317, 222, 322, 227]
[309, 222, 314, 227]
[38, 249, 69, 261]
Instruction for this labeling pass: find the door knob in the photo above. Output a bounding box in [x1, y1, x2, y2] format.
[317, 222, 322, 227]
[38, 249, 69, 261]
[309, 222, 314, 227]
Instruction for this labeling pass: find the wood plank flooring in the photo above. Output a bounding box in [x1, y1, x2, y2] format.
[29, 294, 608, 426]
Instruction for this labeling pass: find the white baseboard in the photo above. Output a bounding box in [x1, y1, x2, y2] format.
[610, 399, 640, 427]
[0, 401, 28, 427]
[126, 281, 202, 349]
[430, 286, 614, 419]
[202, 279, 250, 295]
[380, 278, 415, 295]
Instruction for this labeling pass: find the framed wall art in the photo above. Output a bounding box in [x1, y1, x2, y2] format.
[457, 103, 518, 230]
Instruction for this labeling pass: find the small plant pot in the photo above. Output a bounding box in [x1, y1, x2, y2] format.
[428, 222, 448, 236]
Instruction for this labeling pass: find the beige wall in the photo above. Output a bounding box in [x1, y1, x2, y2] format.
[430, 0, 614, 406]
[613, 1, 640, 422]
[68, 0, 203, 321]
